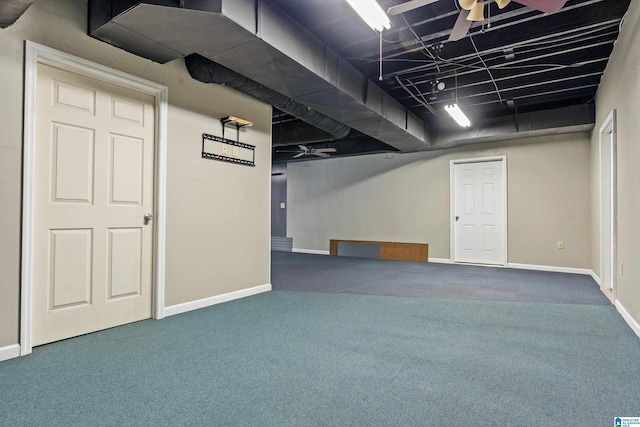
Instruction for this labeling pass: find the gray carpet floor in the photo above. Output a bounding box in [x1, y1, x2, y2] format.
[272, 251, 610, 305]
[1, 253, 638, 426]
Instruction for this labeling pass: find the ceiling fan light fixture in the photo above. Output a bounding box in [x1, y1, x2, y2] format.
[345, 0, 391, 32]
[445, 104, 471, 127]
[495, 0, 511, 9]
[467, 1, 485, 21]
[459, 0, 477, 11]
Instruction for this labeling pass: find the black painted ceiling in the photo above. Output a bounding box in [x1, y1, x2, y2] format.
[271, 0, 630, 162]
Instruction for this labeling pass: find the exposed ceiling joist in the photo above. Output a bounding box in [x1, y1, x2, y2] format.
[86, 0, 629, 162]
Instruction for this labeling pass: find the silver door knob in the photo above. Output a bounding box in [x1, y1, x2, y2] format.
[144, 213, 154, 224]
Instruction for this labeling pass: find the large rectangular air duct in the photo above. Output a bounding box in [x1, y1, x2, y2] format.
[89, 0, 431, 151]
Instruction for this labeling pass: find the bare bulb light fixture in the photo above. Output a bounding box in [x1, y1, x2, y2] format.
[345, 0, 391, 32]
[445, 104, 471, 127]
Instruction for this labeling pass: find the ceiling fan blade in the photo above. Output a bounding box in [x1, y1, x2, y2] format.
[512, 0, 567, 13]
[448, 9, 472, 41]
[467, 1, 485, 21]
[387, 0, 439, 16]
[313, 152, 331, 158]
[298, 145, 310, 152]
[459, 0, 477, 10]
[314, 148, 337, 153]
[293, 152, 306, 159]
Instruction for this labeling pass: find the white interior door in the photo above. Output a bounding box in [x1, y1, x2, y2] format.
[453, 159, 506, 265]
[600, 113, 616, 292]
[32, 64, 156, 346]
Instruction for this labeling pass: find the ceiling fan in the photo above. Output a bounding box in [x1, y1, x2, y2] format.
[387, 0, 568, 41]
[278, 145, 338, 159]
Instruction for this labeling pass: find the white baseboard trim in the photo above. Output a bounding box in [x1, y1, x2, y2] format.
[292, 248, 330, 255]
[614, 300, 640, 338]
[429, 258, 451, 264]
[507, 263, 591, 275]
[164, 284, 272, 317]
[0, 344, 21, 362]
[590, 271, 601, 286]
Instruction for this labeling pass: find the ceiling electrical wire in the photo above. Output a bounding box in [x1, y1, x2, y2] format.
[395, 75, 437, 114]
[396, 28, 619, 75]
[368, 0, 618, 65]
[362, 0, 622, 115]
[473, 36, 617, 66]
[434, 40, 615, 72]
[348, 53, 608, 73]
[468, 33, 505, 105]
[455, 26, 619, 66]
[347, 20, 621, 84]
[347, 18, 621, 76]
[370, 15, 620, 69]
[401, 14, 442, 74]
[408, 77, 439, 112]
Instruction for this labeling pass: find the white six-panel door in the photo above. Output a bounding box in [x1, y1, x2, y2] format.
[32, 64, 155, 346]
[452, 159, 506, 265]
[599, 111, 616, 293]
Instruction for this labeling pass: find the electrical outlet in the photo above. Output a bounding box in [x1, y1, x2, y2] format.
[280, 202, 286, 209]
[232, 147, 239, 157]
[298, 231, 302, 237]
[221, 144, 228, 155]
[620, 262, 624, 277]
[557, 241, 564, 249]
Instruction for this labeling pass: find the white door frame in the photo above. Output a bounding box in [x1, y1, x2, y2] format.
[598, 109, 617, 296]
[450, 155, 508, 266]
[20, 41, 168, 356]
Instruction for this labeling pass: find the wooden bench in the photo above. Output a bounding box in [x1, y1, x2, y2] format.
[329, 239, 429, 262]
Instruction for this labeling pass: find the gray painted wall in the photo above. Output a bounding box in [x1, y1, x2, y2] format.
[0, 0, 271, 349]
[591, 0, 640, 326]
[287, 133, 591, 269]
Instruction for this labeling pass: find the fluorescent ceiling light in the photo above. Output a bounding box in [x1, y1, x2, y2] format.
[345, 0, 391, 32]
[445, 104, 471, 127]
